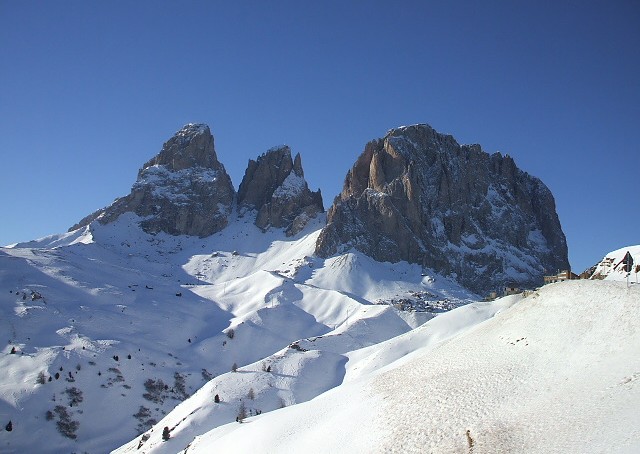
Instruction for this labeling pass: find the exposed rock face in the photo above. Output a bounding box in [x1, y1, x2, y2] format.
[71, 124, 235, 237]
[315, 124, 569, 295]
[237, 146, 323, 236]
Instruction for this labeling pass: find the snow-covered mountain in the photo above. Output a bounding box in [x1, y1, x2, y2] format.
[71, 124, 236, 237]
[316, 124, 569, 296]
[116, 279, 640, 454]
[2, 123, 635, 453]
[0, 213, 474, 453]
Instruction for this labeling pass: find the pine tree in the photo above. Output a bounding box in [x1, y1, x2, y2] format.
[5, 420, 12, 432]
[214, 394, 220, 403]
[236, 402, 247, 422]
[162, 426, 170, 441]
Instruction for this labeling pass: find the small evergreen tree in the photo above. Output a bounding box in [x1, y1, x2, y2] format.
[214, 394, 220, 403]
[236, 402, 247, 422]
[37, 371, 47, 384]
[5, 420, 12, 432]
[231, 362, 238, 372]
[162, 426, 170, 441]
[248, 388, 255, 400]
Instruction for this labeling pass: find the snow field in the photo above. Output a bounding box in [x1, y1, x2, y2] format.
[374, 280, 640, 453]
[166, 280, 639, 454]
[1, 213, 473, 453]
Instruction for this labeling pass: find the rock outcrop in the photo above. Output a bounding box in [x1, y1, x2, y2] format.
[315, 124, 569, 295]
[71, 124, 235, 237]
[237, 146, 323, 236]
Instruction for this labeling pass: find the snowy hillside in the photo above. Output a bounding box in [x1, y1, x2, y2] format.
[0, 214, 475, 453]
[129, 280, 639, 454]
[589, 245, 640, 282]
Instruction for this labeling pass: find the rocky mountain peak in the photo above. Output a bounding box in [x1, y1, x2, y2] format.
[70, 124, 235, 237]
[141, 123, 220, 172]
[238, 145, 323, 236]
[293, 151, 304, 176]
[316, 124, 569, 295]
[238, 145, 294, 208]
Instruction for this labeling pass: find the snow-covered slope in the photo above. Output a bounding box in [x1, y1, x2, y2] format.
[0, 214, 474, 453]
[148, 280, 639, 454]
[589, 245, 640, 282]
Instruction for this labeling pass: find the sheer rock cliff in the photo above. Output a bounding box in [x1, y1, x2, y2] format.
[315, 124, 569, 295]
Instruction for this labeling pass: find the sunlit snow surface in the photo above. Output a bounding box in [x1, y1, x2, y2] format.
[144, 281, 639, 454]
[590, 245, 640, 282]
[3, 215, 637, 453]
[0, 213, 475, 453]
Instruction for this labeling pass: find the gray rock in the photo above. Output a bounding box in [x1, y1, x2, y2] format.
[238, 146, 323, 236]
[316, 124, 569, 295]
[70, 124, 235, 237]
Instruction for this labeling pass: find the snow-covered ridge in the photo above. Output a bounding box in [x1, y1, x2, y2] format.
[589, 245, 640, 281]
[141, 280, 639, 454]
[8, 225, 94, 249]
[0, 213, 474, 453]
[175, 123, 209, 138]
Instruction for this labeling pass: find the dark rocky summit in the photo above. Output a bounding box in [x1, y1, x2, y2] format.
[315, 124, 569, 295]
[71, 125, 322, 239]
[70, 121, 567, 295]
[237, 146, 323, 236]
[71, 124, 235, 237]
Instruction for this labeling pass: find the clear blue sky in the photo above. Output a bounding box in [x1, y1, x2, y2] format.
[1, 1, 638, 273]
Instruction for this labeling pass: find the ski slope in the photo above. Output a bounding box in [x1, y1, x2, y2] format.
[0, 213, 475, 453]
[143, 280, 639, 454]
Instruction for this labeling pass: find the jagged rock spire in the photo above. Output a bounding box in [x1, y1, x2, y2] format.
[238, 145, 323, 236]
[142, 124, 220, 172]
